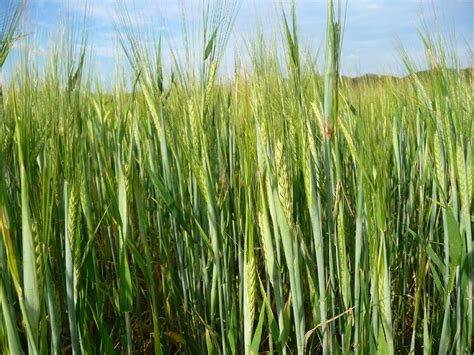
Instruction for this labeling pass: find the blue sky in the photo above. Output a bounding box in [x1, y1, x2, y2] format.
[4, 0, 473, 84]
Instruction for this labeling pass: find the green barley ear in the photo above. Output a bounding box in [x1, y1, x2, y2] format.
[255, 104, 269, 176]
[0, 0, 25, 68]
[338, 118, 357, 162]
[257, 211, 267, 266]
[311, 102, 325, 138]
[456, 145, 467, 213]
[275, 140, 292, 222]
[188, 99, 201, 157]
[246, 243, 256, 326]
[434, 130, 446, 192]
[64, 181, 80, 355]
[205, 61, 217, 110]
[259, 119, 268, 154]
[188, 99, 210, 204]
[67, 182, 81, 302]
[244, 224, 256, 353]
[32, 221, 44, 306]
[289, 113, 298, 167]
[67, 185, 79, 251]
[302, 148, 313, 208]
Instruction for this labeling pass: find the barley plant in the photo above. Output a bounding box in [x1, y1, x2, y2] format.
[0, 0, 472, 354]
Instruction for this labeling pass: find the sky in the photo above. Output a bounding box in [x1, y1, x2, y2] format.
[3, 0, 473, 84]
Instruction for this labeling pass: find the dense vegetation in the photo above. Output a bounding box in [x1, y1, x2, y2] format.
[0, 1, 472, 354]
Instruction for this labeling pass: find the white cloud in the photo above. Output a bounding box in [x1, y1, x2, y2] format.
[10, 0, 474, 78]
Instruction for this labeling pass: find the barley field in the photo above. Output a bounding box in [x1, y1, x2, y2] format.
[0, 1, 472, 354]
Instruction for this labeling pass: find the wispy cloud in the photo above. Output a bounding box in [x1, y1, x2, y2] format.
[6, 0, 473, 80]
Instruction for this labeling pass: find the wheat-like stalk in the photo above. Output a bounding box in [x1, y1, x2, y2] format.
[0, 1, 471, 354]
